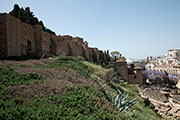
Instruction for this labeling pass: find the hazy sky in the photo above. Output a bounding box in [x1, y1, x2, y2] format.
[0, 0, 180, 59]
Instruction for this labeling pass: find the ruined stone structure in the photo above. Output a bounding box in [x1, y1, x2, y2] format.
[141, 87, 180, 118]
[114, 59, 129, 81]
[128, 66, 144, 85]
[0, 13, 103, 63]
[114, 60, 143, 85]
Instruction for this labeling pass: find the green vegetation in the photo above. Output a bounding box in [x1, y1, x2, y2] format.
[100, 50, 113, 69]
[0, 66, 123, 120]
[144, 98, 151, 107]
[108, 80, 161, 120]
[107, 89, 136, 113]
[35, 56, 91, 78]
[83, 61, 107, 79]
[9, 4, 56, 35]
[0, 67, 44, 87]
[0, 67, 44, 119]
[110, 51, 122, 61]
[0, 57, 164, 119]
[12, 63, 27, 68]
[0, 85, 120, 119]
[83, 61, 162, 120]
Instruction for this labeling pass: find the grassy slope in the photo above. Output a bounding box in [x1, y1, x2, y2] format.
[0, 57, 165, 120]
[83, 61, 162, 120]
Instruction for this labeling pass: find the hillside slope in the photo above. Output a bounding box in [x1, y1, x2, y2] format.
[0, 57, 169, 120]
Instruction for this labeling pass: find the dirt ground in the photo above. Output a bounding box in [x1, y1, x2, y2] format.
[0, 58, 54, 67]
[0, 59, 100, 98]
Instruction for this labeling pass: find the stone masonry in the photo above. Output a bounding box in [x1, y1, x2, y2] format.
[0, 13, 143, 84]
[0, 13, 103, 63]
[114, 59, 143, 85]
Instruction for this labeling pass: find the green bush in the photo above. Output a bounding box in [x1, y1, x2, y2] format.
[0, 85, 123, 120]
[0, 67, 44, 87]
[144, 98, 151, 107]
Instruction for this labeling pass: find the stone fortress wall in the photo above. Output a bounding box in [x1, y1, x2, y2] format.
[0, 13, 103, 63]
[0, 13, 143, 84]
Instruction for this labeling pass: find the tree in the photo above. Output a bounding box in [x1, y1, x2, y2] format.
[110, 51, 122, 61]
[144, 98, 150, 107]
[9, 4, 20, 18]
[100, 50, 112, 68]
[84, 41, 88, 46]
[130, 64, 135, 70]
[39, 21, 45, 29]
[9, 4, 56, 35]
[106, 50, 111, 61]
[25, 7, 30, 12]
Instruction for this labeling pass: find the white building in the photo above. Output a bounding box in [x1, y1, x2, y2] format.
[145, 63, 155, 70]
[147, 49, 180, 66]
[165, 49, 180, 65]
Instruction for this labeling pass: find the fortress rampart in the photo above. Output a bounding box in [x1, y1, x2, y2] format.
[0, 14, 103, 63]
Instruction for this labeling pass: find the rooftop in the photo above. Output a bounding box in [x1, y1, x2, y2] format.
[134, 66, 143, 70]
[154, 65, 167, 68]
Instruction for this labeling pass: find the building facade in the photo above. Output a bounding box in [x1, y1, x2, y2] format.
[154, 65, 180, 78]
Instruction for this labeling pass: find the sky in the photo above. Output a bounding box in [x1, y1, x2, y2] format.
[0, 0, 180, 59]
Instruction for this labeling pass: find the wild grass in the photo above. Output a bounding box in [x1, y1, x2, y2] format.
[35, 56, 90, 78]
[82, 60, 163, 119]
[83, 61, 107, 79]
[108, 79, 161, 120]
[0, 57, 169, 120]
[0, 67, 44, 87]
[0, 67, 126, 119]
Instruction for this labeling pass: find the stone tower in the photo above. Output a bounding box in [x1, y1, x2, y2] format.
[114, 59, 128, 81]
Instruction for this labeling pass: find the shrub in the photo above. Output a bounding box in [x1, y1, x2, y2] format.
[0, 67, 44, 87]
[144, 98, 151, 107]
[0, 85, 122, 120]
